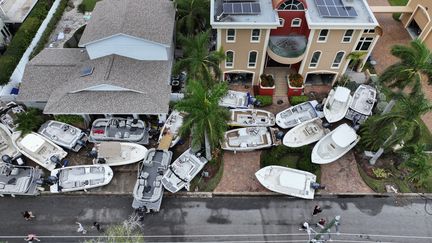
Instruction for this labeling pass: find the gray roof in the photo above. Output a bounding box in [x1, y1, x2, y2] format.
[79, 0, 175, 46]
[18, 48, 171, 115]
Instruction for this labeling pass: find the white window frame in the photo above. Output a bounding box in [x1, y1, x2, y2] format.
[278, 18, 285, 27]
[250, 29, 260, 43]
[331, 51, 345, 69]
[317, 29, 329, 43]
[226, 29, 236, 43]
[309, 51, 321, 68]
[248, 51, 258, 68]
[342, 29, 354, 43]
[355, 37, 374, 51]
[225, 51, 234, 68]
[291, 18, 302, 27]
[364, 29, 375, 33]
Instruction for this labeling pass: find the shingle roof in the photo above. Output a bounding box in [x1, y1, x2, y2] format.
[18, 48, 171, 115]
[79, 0, 175, 46]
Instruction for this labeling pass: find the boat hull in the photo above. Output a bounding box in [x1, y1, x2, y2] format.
[157, 110, 185, 148]
[323, 87, 353, 123]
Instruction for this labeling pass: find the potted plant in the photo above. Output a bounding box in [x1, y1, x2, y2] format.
[287, 73, 304, 97]
[258, 74, 275, 96]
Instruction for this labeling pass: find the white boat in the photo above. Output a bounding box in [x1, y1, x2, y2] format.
[49, 164, 113, 193]
[276, 100, 321, 129]
[311, 123, 360, 164]
[0, 162, 43, 196]
[282, 118, 328, 148]
[228, 109, 275, 127]
[255, 165, 316, 199]
[132, 149, 173, 212]
[92, 142, 147, 167]
[38, 120, 87, 152]
[219, 90, 251, 109]
[0, 102, 26, 132]
[0, 123, 20, 159]
[162, 149, 208, 193]
[12, 132, 68, 171]
[221, 127, 280, 152]
[158, 110, 185, 148]
[89, 117, 148, 144]
[345, 85, 377, 123]
[323, 87, 353, 123]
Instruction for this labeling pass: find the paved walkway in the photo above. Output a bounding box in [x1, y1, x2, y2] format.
[320, 152, 373, 193]
[215, 151, 267, 192]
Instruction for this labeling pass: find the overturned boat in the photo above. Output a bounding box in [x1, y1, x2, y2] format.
[89, 117, 148, 144]
[38, 120, 87, 152]
[311, 123, 360, 164]
[158, 110, 185, 148]
[132, 149, 173, 212]
[323, 87, 353, 123]
[283, 118, 328, 148]
[92, 142, 147, 167]
[12, 132, 68, 171]
[50, 164, 113, 193]
[0, 123, 20, 159]
[228, 109, 275, 127]
[276, 100, 322, 129]
[219, 90, 251, 109]
[0, 102, 26, 132]
[345, 84, 377, 123]
[0, 162, 43, 197]
[255, 166, 317, 199]
[162, 149, 207, 193]
[221, 127, 280, 152]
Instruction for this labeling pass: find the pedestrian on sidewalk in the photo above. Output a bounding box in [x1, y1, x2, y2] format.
[317, 218, 326, 228]
[24, 234, 41, 242]
[92, 221, 102, 232]
[22, 211, 35, 221]
[312, 205, 322, 216]
[76, 222, 87, 234]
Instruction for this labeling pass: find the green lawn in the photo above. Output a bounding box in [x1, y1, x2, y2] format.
[388, 0, 409, 6]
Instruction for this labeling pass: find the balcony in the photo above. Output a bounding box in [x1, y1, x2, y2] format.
[267, 35, 307, 65]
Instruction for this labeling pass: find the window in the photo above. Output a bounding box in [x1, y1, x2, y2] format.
[355, 37, 374, 51]
[279, 18, 285, 27]
[309, 51, 321, 68]
[248, 51, 258, 68]
[342, 29, 354, 43]
[225, 51, 234, 68]
[278, 0, 305, 10]
[226, 29, 235, 42]
[318, 29, 329, 42]
[291, 18, 301, 27]
[332, 51, 345, 68]
[0, 29, 6, 39]
[251, 29, 260, 42]
[364, 29, 375, 33]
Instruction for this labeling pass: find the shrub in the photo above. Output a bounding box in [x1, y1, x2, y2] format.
[77, 0, 99, 13]
[288, 73, 304, 87]
[392, 13, 401, 21]
[289, 95, 308, 106]
[372, 168, 392, 179]
[54, 114, 84, 125]
[259, 74, 275, 87]
[31, 0, 68, 58]
[255, 95, 272, 107]
[16, 108, 45, 135]
[0, 56, 19, 84]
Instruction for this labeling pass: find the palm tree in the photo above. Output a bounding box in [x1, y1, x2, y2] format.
[361, 92, 432, 164]
[175, 0, 210, 36]
[173, 31, 225, 87]
[346, 51, 366, 72]
[175, 80, 229, 160]
[16, 108, 44, 135]
[405, 154, 432, 187]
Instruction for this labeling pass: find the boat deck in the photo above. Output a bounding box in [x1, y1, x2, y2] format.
[90, 120, 149, 145]
[0, 164, 41, 195]
[58, 167, 107, 190]
[278, 102, 317, 128]
[226, 129, 269, 148]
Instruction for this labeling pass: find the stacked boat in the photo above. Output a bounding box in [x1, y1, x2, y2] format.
[89, 117, 148, 144]
[345, 84, 377, 123]
[221, 127, 280, 152]
[92, 142, 148, 166]
[38, 120, 87, 152]
[276, 100, 322, 129]
[323, 87, 353, 123]
[158, 110, 185, 148]
[282, 118, 328, 148]
[228, 109, 275, 127]
[132, 148, 173, 212]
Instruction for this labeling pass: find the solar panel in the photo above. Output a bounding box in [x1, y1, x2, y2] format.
[80, 67, 94, 77]
[222, 2, 261, 15]
[314, 0, 358, 18]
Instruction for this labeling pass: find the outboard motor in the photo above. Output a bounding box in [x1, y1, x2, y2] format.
[76, 139, 86, 147]
[50, 156, 62, 167]
[322, 121, 331, 129]
[315, 103, 324, 112]
[45, 176, 58, 186]
[88, 149, 98, 158]
[2, 155, 12, 164]
[311, 182, 326, 190]
[275, 131, 285, 140]
[97, 158, 106, 164]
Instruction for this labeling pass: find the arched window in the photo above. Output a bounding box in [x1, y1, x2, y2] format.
[309, 51, 321, 68]
[226, 51, 234, 68]
[278, 0, 305, 10]
[332, 51, 345, 69]
[248, 51, 258, 68]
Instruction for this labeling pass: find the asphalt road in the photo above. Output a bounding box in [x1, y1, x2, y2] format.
[1, 195, 432, 242]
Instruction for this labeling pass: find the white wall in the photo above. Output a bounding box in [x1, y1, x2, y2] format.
[85, 35, 169, 61]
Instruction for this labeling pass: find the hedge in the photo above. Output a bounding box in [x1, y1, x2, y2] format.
[77, 0, 99, 13]
[255, 95, 273, 107]
[289, 95, 309, 106]
[0, 0, 53, 84]
[31, 0, 68, 59]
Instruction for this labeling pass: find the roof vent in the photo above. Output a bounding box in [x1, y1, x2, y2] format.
[80, 67, 94, 77]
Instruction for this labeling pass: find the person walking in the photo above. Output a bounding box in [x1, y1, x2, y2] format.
[92, 221, 102, 232]
[22, 211, 35, 221]
[312, 205, 322, 216]
[24, 234, 41, 242]
[317, 218, 326, 229]
[76, 222, 87, 234]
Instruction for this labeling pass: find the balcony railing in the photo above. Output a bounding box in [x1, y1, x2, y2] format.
[268, 35, 307, 58]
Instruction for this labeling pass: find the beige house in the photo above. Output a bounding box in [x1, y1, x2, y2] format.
[400, 0, 432, 47]
[211, 0, 380, 92]
[0, 17, 11, 51]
